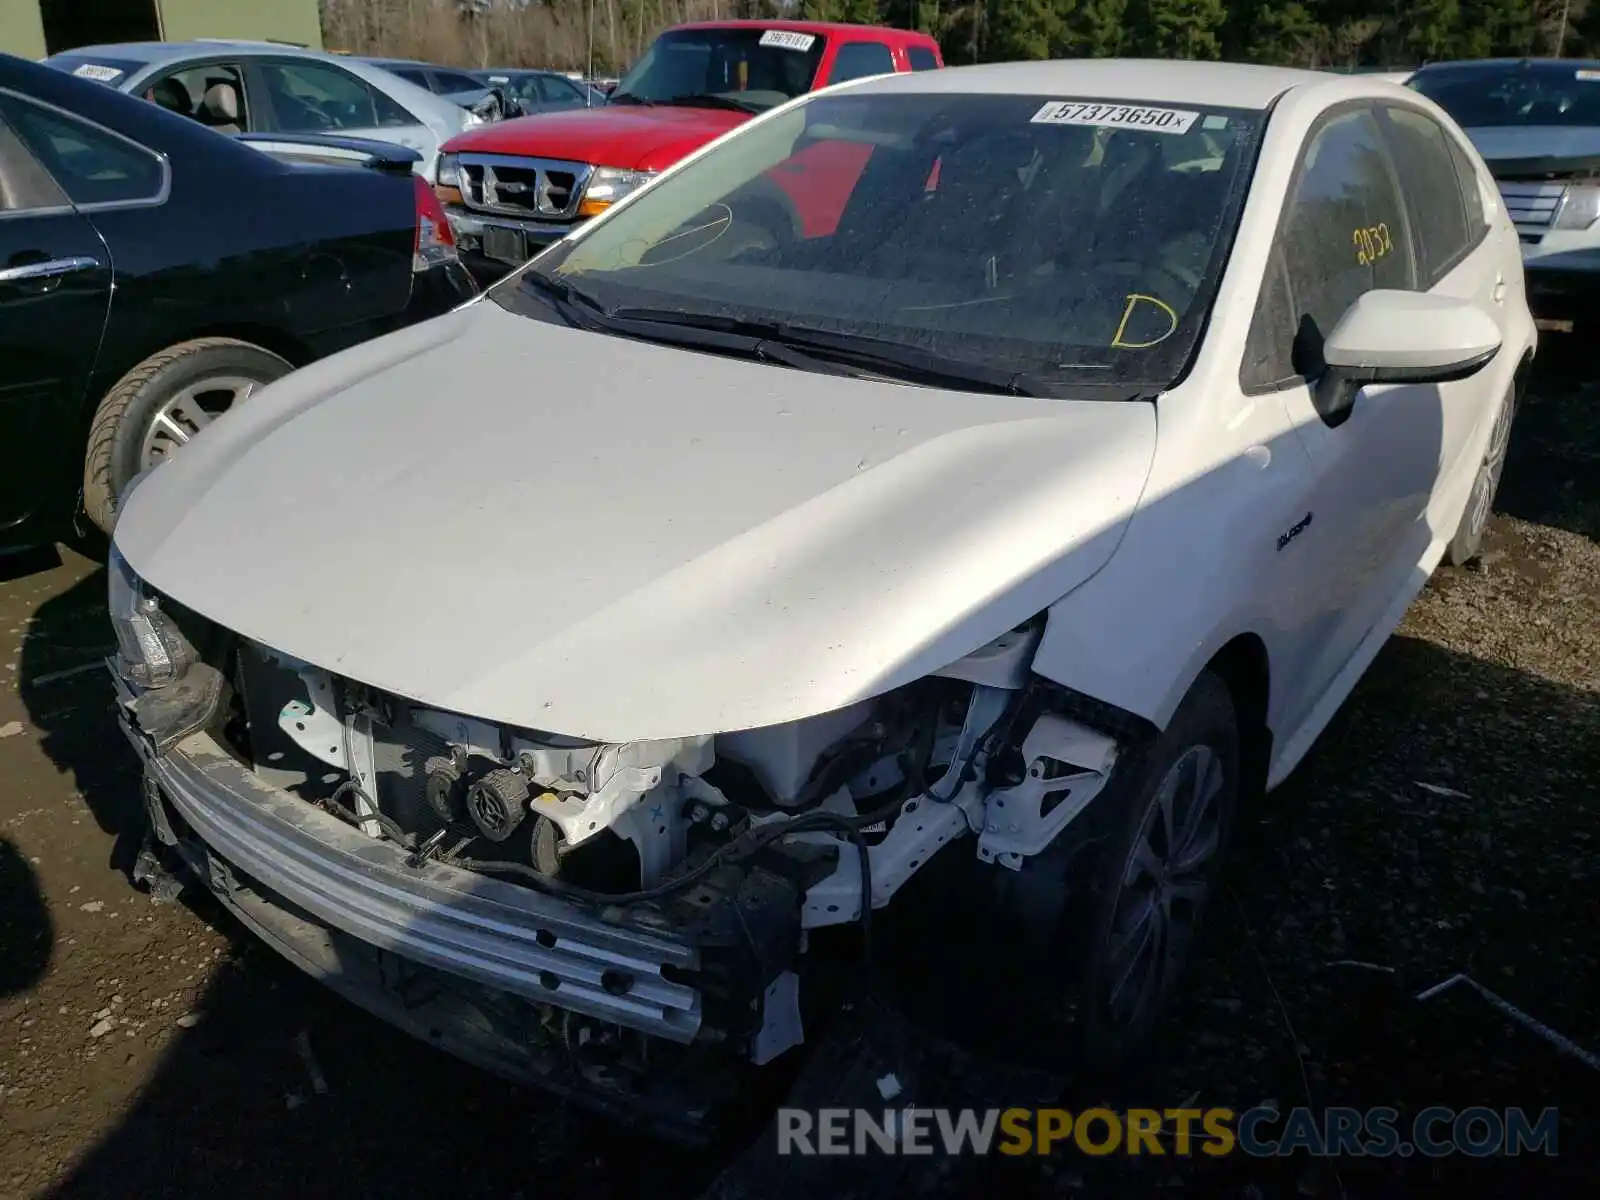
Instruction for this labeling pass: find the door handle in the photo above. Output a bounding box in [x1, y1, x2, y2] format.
[1492, 273, 1507, 305]
[0, 256, 99, 283]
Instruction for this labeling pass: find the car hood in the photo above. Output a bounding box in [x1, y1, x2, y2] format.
[1465, 124, 1600, 168]
[114, 303, 1157, 743]
[442, 105, 748, 172]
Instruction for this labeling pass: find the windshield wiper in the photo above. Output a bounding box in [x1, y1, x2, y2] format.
[600, 306, 1052, 396]
[605, 92, 653, 106]
[656, 93, 761, 114]
[516, 270, 610, 327]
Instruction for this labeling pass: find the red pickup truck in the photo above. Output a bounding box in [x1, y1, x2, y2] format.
[434, 20, 943, 275]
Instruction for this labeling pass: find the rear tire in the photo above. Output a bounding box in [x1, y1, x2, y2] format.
[1446, 377, 1518, 567]
[82, 338, 291, 535]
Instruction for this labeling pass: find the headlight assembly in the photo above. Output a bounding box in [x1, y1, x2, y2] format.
[1552, 182, 1600, 231]
[107, 545, 195, 689]
[578, 167, 657, 218]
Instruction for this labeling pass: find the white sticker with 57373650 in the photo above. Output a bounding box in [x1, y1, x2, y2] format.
[1031, 100, 1200, 135]
[759, 30, 817, 52]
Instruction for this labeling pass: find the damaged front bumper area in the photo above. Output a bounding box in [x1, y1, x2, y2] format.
[104, 548, 1135, 1132]
[115, 701, 800, 1134]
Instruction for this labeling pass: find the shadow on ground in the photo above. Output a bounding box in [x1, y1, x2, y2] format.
[0, 840, 51, 1000]
[12, 356, 1596, 1197]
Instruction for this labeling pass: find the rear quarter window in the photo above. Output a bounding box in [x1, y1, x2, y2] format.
[0, 93, 166, 207]
[829, 43, 896, 86]
[908, 47, 940, 72]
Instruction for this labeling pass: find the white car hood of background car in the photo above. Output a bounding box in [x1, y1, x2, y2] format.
[114, 302, 1157, 743]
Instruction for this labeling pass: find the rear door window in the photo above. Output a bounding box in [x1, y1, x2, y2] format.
[828, 43, 895, 86]
[908, 47, 940, 71]
[1379, 105, 1472, 284]
[433, 71, 484, 94]
[257, 61, 386, 132]
[538, 76, 587, 107]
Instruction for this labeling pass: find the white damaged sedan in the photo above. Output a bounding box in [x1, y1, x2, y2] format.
[107, 59, 1533, 1128]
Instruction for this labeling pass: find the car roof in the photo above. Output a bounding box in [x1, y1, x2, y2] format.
[671, 19, 939, 44]
[51, 41, 467, 118]
[57, 40, 319, 66]
[846, 58, 1332, 109]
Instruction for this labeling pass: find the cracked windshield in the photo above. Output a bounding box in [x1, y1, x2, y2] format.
[506, 91, 1261, 391]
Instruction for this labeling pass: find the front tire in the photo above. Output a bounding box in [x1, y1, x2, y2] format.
[1075, 670, 1240, 1065]
[82, 338, 291, 535]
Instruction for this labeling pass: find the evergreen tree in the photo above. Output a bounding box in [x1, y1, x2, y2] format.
[1124, 0, 1229, 58]
[991, 0, 1069, 59]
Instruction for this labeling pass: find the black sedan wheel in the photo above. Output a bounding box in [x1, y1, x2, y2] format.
[83, 338, 291, 534]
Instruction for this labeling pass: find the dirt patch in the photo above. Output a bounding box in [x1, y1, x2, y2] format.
[1, 363, 1595, 1198]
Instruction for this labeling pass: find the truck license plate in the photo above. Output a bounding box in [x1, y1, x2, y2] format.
[483, 226, 527, 266]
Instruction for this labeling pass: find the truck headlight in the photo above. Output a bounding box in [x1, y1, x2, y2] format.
[433, 152, 464, 207]
[1552, 183, 1600, 230]
[578, 167, 657, 218]
[108, 544, 195, 689]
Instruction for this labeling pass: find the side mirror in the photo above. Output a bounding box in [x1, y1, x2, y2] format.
[1315, 290, 1501, 424]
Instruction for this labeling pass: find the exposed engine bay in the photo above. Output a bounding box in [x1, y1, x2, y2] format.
[133, 615, 1127, 1126]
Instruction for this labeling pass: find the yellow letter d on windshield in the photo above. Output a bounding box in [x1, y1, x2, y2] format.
[1111, 293, 1179, 350]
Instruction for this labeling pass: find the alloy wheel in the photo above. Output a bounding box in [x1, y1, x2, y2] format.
[1101, 744, 1226, 1028]
[1466, 390, 1515, 543]
[138, 375, 259, 471]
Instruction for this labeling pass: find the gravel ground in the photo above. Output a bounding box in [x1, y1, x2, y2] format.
[0, 359, 1595, 1199]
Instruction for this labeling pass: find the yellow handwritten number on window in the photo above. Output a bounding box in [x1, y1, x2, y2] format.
[1352, 222, 1393, 267]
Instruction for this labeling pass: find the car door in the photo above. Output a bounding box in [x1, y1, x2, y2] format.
[1239, 104, 1442, 736]
[1376, 102, 1506, 513]
[0, 92, 119, 535]
[249, 58, 430, 156]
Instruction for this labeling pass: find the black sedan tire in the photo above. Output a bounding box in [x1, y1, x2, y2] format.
[83, 338, 292, 534]
[1074, 669, 1240, 1065]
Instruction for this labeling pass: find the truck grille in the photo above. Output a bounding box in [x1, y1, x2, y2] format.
[1497, 180, 1566, 243]
[457, 153, 591, 220]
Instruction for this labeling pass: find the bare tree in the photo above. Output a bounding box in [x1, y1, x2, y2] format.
[321, 0, 729, 72]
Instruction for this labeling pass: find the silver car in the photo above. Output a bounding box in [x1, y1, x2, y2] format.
[43, 39, 478, 179]
[353, 57, 504, 119]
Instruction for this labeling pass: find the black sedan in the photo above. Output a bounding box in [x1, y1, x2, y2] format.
[0, 52, 477, 551]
